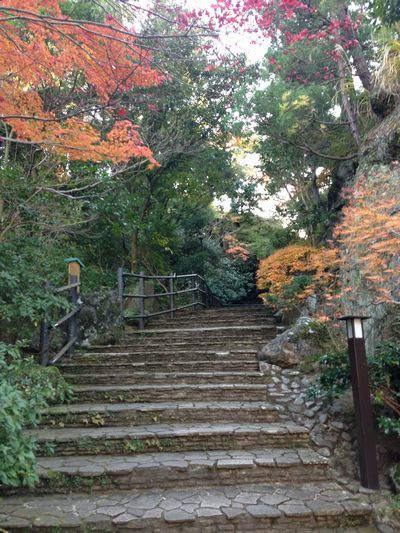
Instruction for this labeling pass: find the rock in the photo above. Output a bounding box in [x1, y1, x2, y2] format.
[257, 316, 325, 368]
[78, 290, 123, 346]
[319, 414, 328, 424]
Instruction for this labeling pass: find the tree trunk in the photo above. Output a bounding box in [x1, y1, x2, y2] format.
[131, 229, 139, 273]
[337, 52, 361, 146]
[361, 101, 400, 166]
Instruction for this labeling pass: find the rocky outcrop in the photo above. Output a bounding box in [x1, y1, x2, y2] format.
[257, 316, 326, 368]
[78, 289, 123, 346]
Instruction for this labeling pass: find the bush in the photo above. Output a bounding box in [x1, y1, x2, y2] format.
[308, 341, 400, 437]
[256, 243, 338, 308]
[0, 237, 70, 344]
[205, 257, 254, 304]
[0, 343, 72, 487]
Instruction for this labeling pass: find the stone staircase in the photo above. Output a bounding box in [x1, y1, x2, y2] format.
[0, 305, 376, 531]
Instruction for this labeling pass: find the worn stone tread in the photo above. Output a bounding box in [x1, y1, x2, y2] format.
[44, 400, 282, 415]
[75, 349, 259, 359]
[30, 422, 308, 443]
[41, 400, 283, 427]
[58, 359, 260, 370]
[0, 482, 374, 531]
[72, 383, 268, 391]
[17, 448, 331, 494]
[127, 325, 277, 334]
[62, 370, 270, 385]
[36, 447, 329, 476]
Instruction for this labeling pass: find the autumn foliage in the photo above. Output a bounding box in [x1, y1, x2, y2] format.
[335, 167, 400, 306]
[224, 234, 250, 262]
[257, 244, 339, 305]
[0, 1, 162, 164]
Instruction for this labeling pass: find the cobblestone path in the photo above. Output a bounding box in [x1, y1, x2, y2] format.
[0, 306, 377, 531]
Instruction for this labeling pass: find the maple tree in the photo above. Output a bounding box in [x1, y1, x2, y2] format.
[0, 0, 164, 164]
[257, 243, 339, 307]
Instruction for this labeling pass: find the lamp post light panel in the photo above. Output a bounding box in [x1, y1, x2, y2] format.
[344, 316, 368, 340]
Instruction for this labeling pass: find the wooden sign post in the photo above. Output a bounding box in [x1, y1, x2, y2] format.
[64, 257, 84, 292]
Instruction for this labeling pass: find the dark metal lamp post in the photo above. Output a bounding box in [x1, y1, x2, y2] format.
[339, 315, 379, 490]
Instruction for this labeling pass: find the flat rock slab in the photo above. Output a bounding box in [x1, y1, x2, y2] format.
[62, 370, 269, 386]
[41, 400, 282, 427]
[18, 448, 331, 494]
[130, 325, 277, 334]
[29, 422, 310, 457]
[0, 482, 373, 531]
[44, 400, 282, 415]
[70, 383, 271, 403]
[29, 421, 308, 443]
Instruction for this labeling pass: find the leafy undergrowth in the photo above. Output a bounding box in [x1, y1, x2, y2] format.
[308, 341, 400, 438]
[0, 343, 73, 488]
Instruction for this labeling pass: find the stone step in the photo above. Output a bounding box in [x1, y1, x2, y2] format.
[0, 482, 374, 531]
[87, 341, 267, 352]
[124, 324, 278, 337]
[19, 448, 330, 495]
[71, 383, 270, 403]
[141, 318, 277, 329]
[30, 423, 310, 456]
[120, 340, 271, 349]
[58, 360, 260, 373]
[172, 306, 275, 315]
[41, 401, 283, 427]
[119, 330, 275, 342]
[76, 346, 257, 365]
[62, 371, 269, 386]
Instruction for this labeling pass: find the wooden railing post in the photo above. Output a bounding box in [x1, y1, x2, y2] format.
[67, 274, 78, 356]
[191, 276, 196, 308]
[117, 267, 124, 321]
[139, 271, 145, 330]
[39, 281, 51, 366]
[169, 273, 175, 318]
[205, 283, 210, 308]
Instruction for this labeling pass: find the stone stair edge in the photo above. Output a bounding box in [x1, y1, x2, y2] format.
[0, 481, 374, 531]
[43, 400, 283, 415]
[29, 422, 309, 442]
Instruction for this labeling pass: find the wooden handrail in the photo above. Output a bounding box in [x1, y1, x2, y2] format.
[39, 273, 81, 366]
[123, 287, 199, 299]
[53, 306, 81, 329]
[54, 282, 80, 294]
[117, 268, 222, 329]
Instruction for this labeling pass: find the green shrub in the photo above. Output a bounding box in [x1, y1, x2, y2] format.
[0, 237, 70, 344]
[308, 341, 400, 437]
[308, 350, 350, 403]
[0, 343, 73, 487]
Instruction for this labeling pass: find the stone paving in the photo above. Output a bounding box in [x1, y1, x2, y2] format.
[42, 401, 283, 426]
[30, 422, 310, 457]
[62, 370, 269, 386]
[15, 448, 330, 494]
[0, 305, 378, 531]
[0, 482, 373, 531]
[71, 383, 272, 403]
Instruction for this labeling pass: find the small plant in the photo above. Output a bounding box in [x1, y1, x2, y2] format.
[40, 441, 56, 457]
[90, 413, 106, 427]
[123, 439, 144, 453]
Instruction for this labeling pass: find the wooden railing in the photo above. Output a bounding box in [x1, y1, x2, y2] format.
[117, 270, 222, 329]
[39, 275, 81, 366]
